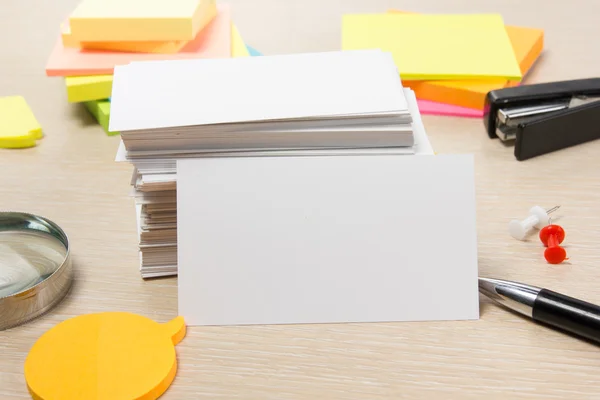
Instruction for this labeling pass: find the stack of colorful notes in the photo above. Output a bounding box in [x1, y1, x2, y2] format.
[45, 0, 252, 134]
[112, 50, 434, 278]
[342, 11, 544, 118]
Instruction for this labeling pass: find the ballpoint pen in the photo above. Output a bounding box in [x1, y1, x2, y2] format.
[479, 277, 600, 344]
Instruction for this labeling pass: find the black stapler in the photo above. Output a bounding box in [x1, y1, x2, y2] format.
[484, 78, 600, 160]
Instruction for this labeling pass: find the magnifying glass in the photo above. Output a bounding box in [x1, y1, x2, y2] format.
[0, 212, 73, 330]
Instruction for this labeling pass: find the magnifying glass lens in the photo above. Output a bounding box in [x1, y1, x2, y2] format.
[0, 231, 67, 298]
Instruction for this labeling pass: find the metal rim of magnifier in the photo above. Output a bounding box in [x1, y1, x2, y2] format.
[0, 212, 73, 331]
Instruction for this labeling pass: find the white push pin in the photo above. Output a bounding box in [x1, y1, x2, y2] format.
[509, 205, 560, 240]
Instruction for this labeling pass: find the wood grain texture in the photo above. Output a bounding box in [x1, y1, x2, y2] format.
[1, 0, 600, 398]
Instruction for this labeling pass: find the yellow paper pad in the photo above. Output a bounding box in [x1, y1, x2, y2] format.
[64, 23, 247, 103]
[342, 13, 522, 81]
[405, 25, 544, 110]
[69, 0, 216, 41]
[231, 25, 249, 57]
[389, 11, 544, 110]
[66, 74, 113, 103]
[0, 96, 43, 149]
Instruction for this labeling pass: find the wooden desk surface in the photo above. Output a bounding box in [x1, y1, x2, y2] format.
[2, 0, 600, 398]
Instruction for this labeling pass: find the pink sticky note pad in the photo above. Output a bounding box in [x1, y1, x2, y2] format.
[417, 99, 482, 118]
[46, 5, 231, 77]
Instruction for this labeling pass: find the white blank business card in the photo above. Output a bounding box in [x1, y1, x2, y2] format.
[109, 49, 408, 132]
[177, 155, 479, 326]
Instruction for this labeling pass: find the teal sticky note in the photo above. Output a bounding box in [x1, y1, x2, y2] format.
[246, 46, 262, 57]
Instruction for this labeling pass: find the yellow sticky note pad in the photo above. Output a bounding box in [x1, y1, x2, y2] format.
[65, 74, 113, 103]
[0, 96, 42, 149]
[342, 13, 522, 81]
[405, 24, 544, 110]
[391, 10, 544, 110]
[69, 0, 216, 42]
[231, 24, 249, 57]
[25, 312, 186, 400]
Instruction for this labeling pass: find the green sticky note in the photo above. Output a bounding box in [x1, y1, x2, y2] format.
[84, 99, 118, 136]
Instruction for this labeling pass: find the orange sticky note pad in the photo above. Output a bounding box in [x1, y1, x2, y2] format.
[46, 5, 231, 76]
[390, 11, 544, 110]
[61, 21, 192, 54]
[25, 312, 186, 400]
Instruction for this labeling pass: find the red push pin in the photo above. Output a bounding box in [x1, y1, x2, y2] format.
[539, 223, 568, 264]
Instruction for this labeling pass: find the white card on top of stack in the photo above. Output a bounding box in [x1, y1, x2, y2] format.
[109, 49, 408, 132]
[177, 154, 479, 326]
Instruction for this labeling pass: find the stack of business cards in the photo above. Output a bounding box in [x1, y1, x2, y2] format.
[130, 176, 177, 278]
[112, 49, 433, 278]
[110, 49, 415, 155]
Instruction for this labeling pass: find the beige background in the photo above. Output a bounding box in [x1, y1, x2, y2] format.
[2, 0, 600, 398]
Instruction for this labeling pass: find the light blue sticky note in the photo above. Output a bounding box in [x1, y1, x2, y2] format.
[246, 46, 262, 57]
